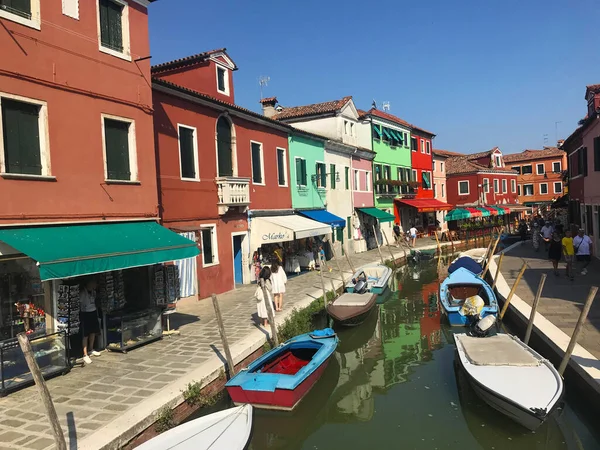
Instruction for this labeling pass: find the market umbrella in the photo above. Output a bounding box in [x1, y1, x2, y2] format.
[482, 206, 498, 216]
[475, 207, 490, 217]
[490, 206, 506, 215]
[464, 207, 483, 218]
[445, 208, 471, 221]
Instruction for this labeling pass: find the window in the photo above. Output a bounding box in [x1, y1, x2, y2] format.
[372, 125, 381, 140]
[216, 67, 230, 95]
[518, 185, 521, 196]
[433, 161, 436, 171]
[581, 147, 588, 176]
[523, 184, 534, 196]
[411, 169, 417, 182]
[0, 95, 50, 176]
[276, 148, 286, 186]
[483, 178, 490, 193]
[512, 166, 521, 174]
[365, 172, 371, 192]
[433, 183, 437, 196]
[553, 161, 562, 173]
[493, 179, 499, 193]
[354, 169, 359, 191]
[540, 183, 548, 195]
[178, 125, 198, 180]
[0, 0, 40, 29]
[495, 155, 502, 167]
[511, 179, 516, 193]
[330, 163, 336, 189]
[502, 179, 507, 193]
[295, 157, 307, 186]
[422, 171, 431, 189]
[200, 226, 218, 267]
[345, 166, 349, 190]
[536, 163, 545, 175]
[411, 137, 417, 152]
[316, 162, 326, 188]
[426, 141, 431, 154]
[251, 141, 263, 184]
[594, 137, 600, 172]
[522, 165, 532, 174]
[420, 139, 425, 153]
[98, 0, 130, 60]
[102, 115, 136, 181]
[350, 123, 355, 137]
[347, 217, 352, 239]
[458, 180, 469, 195]
[216, 116, 234, 177]
[62, 0, 79, 19]
[344, 120, 349, 135]
[554, 182, 562, 194]
[440, 162, 444, 172]
[441, 183, 445, 197]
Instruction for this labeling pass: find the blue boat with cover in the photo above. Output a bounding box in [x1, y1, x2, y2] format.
[225, 329, 338, 411]
[438, 267, 498, 327]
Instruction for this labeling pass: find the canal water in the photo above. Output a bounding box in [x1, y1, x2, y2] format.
[193, 257, 600, 450]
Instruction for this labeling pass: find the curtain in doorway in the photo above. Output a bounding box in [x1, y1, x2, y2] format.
[175, 232, 198, 298]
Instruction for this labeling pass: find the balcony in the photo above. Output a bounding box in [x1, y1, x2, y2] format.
[216, 177, 250, 215]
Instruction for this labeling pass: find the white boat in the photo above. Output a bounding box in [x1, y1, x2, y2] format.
[453, 334, 563, 430]
[454, 247, 488, 264]
[137, 404, 253, 450]
[345, 263, 392, 295]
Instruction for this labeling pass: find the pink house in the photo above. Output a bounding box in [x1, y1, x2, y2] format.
[352, 151, 375, 209]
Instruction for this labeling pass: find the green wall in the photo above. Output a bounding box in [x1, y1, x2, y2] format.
[288, 134, 327, 210]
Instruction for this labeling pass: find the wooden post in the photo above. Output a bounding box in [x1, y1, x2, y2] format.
[381, 229, 397, 268]
[211, 294, 236, 377]
[344, 242, 356, 273]
[329, 240, 347, 286]
[318, 254, 329, 308]
[499, 262, 527, 320]
[450, 235, 455, 255]
[372, 225, 386, 265]
[524, 274, 547, 345]
[433, 229, 441, 255]
[17, 333, 67, 450]
[558, 286, 598, 376]
[481, 228, 502, 278]
[259, 280, 279, 347]
[491, 252, 504, 290]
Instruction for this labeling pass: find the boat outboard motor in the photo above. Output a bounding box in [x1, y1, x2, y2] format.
[353, 272, 368, 294]
[469, 314, 497, 337]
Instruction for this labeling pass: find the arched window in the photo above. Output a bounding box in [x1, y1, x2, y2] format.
[216, 116, 233, 177]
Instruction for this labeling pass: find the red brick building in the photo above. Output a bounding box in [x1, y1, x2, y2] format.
[152, 49, 292, 298]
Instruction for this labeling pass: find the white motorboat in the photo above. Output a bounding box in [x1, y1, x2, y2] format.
[453, 333, 563, 430]
[345, 263, 392, 295]
[136, 404, 253, 450]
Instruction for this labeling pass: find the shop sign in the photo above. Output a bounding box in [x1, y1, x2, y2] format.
[261, 230, 292, 243]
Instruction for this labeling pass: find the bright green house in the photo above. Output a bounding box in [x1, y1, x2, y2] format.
[288, 131, 327, 210]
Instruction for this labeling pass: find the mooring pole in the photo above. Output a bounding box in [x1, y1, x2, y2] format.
[499, 262, 527, 320]
[329, 239, 347, 286]
[433, 229, 441, 255]
[558, 286, 598, 376]
[523, 274, 547, 345]
[381, 229, 397, 268]
[17, 333, 67, 450]
[211, 294, 236, 377]
[372, 225, 386, 265]
[482, 228, 502, 279]
[491, 252, 504, 290]
[344, 242, 356, 273]
[318, 254, 329, 308]
[259, 280, 279, 347]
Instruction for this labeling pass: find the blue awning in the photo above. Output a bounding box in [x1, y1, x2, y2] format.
[298, 210, 346, 228]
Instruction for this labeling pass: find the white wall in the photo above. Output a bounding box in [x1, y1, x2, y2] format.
[324, 149, 353, 254]
[356, 120, 372, 149]
[291, 117, 339, 140]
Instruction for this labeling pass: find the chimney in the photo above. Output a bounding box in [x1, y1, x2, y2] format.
[557, 139, 565, 148]
[260, 97, 278, 118]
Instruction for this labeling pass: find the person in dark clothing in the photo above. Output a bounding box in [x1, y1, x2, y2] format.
[518, 220, 528, 241]
[548, 232, 563, 276]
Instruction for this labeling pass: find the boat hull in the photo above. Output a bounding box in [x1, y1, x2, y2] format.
[442, 308, 497, 327]
[327, 294, 377, 327]
[345, 264, 392, 295]
[227, 356, 332, 411]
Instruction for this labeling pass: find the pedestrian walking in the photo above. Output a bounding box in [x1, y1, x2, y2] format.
[541, 221, 554, 251]
[393, 223, 401, 246]
[409, 224, 418, 248]
[573, 229, 593, 275]
[255, 266, 274, 327]
[79, 277, 101, 365]
[271, 261, 287, 312]
[548, 232, 562, 276]
[562, 230, 575, 281]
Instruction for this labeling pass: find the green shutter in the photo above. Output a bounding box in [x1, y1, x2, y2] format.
[216, 117, 233, 177]
[295, 158, 302, 185]
[330, 163, 336, 189]
[251, 143, 262, 183]
[99, 0, 123, 52]
[277, 149, 285, 185]
[336, 227, 343, 243]
[301, 159, 307, 185]
[201, 229, 213, 265]
[104, 118, 131, 180]
[2, 99, 42, 175]
[179, 127, 196, 179]
[345, 167, 349, 189]
[347, 217, 352, 238]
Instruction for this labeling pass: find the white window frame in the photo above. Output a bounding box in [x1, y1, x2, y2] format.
[294, 156, 306, 187]
[552, 161, 562, 173]
[539, 183, 548, 195]
[458, 180, 470, 195]
[426, 141, 431, 154]
[483, 178, 490, 193]
[199, 224, 219, 268]
[440, 162, 444, 172]
[420, 139, 425, 153]
[495, 155, 502, 167]
[101, 113, 138, 182]
[412, 169, 418, 182]
[62, 0, 79, 19]
[365, 171, 371, 192]
[96, 0, 132, 61]
[177, 124, 199, 181]
[276, 147, 287, 187]
[344, 120, 349, 135]
[354, 169, 359, 191]
[502, 179, 507, 193]
[522, 164, 533, 175]
[0, 92, 52, 178]
[250, 140, 265, 186]
[553, 181, 562, 194]
[524, 184, 534, 196]
[518, 184, 521, 196]
[0, 0, 41, 30]
[493, 179, 499, 193]
[425, 170, 433, 189]
[216, 65, 230, 96]
[511, 179, 516, 193]
[315, 160, 326, 189]
[536, 163, 545, 175]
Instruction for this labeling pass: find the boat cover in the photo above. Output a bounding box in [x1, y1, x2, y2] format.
[449, 256, 483, 275]
[457, 335, 541, 367]
[333, 293, 372, 307]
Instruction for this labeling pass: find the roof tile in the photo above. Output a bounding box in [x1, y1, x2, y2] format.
[272, 97, 353, 120]
[151, 48, 232, 73]
[503, 147, 565, 163]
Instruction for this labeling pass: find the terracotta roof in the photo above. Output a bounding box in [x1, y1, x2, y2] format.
[433, 149, 464, 157]
[410, 124, 436, 137]
[259, 97, 277, 104]
[151, 48, 237, 73]
[356, 109, 368, 118]
[465, 147, 500, 160]
[586, 84, 600, 98]
[272, 97, 353, 120]
[360, 108, 411, 128]
[503, 147, 565, 163]
[446, 156, 517, 175]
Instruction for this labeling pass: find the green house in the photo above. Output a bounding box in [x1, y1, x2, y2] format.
[288, 131, 327, 210]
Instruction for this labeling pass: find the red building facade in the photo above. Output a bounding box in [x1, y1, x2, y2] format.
[152, 50, 292, 298]
[410, 127, 435, 199]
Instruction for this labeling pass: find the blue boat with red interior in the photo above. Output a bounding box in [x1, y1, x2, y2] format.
[225, 329, 338, 411]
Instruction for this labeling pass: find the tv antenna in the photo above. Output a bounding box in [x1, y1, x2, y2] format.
[543, 134, 549, 146]
[259, 76, 270, 99]
[382, 101, 390, 112]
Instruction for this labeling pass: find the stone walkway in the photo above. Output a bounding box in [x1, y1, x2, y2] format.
[0, 237, 446, 450]
[498, 242, 600, 359]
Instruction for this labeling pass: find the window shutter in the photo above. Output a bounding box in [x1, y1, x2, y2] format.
[1, 0, 32, 18]
[336, 227, 343, 243]
[277, 149, 285, 185]
[330, 164, 336, 189]
[295, 159, 302, 185]
[583, 147, 588, 176]
[2, 99, 42, 175]
[251, 143, 262, 183]
[301, 159, 307, 185]
[99, 0, 123, 52]
[179, 127, 195, 179]
[594, 138, 600, 171]
[347, 217, 351, 238]
[104, 119, 131, 180]
[345, 167, 349, 190]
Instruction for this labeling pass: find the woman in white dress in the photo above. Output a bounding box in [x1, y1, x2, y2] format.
[271, 261, 287, 312]
[255, 266, 275, 327]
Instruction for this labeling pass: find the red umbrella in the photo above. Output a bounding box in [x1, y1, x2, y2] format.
[464, 207, 482, 217]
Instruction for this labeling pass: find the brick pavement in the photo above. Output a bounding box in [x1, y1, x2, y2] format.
[0, 238, 453, 450]
[499, 242, 600, 359]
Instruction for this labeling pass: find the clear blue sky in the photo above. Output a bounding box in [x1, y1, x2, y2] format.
[149, 0, 600, 154]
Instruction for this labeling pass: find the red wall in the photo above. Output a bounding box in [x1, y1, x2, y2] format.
[447, 173, 519, 206]
[0, 1, 157, 224]
[411, 132, 434, 199]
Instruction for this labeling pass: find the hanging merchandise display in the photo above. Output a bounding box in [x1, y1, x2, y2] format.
[153, 265, 180, 306]
[98, 271, 125, 313]
[56, 284, 80, 337]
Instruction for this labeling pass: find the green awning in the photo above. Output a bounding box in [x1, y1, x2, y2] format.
[357, 207, 396, 223]
[0, 221, 199, 281]
[476, 207, 490, 217]
[445, 208, 471, 221]
[373, 125, 381, 138]
[382, 128, 393, 140]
